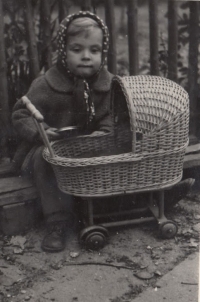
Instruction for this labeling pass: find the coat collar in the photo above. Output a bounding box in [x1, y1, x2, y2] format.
[45, 65, 114, 93]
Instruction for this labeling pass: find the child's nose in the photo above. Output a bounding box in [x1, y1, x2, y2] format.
[82, 50, 91, 60]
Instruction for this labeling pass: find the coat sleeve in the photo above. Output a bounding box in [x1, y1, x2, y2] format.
[92, 69, 114, 133]
[94, 90, 113, 133]
[12, 76, 50, 143]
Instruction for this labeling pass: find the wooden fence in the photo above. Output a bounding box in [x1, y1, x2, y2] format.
[0, 0, 199, 157]
[106, 0, 199, 138]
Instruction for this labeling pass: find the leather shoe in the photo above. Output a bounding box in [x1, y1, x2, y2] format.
[41, 221, 66, 252]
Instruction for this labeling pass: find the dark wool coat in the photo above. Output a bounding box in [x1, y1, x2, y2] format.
[12, 66, 114, 143]
[12, 65, 114, 169]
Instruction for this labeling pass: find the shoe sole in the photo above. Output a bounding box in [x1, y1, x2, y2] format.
[41, 244, 65, 253]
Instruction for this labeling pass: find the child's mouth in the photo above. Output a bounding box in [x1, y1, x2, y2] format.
[78, 65, 93, 68]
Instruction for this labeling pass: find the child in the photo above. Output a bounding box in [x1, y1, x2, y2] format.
[12, 11, 194, 253]
[12, 11, 114, 252]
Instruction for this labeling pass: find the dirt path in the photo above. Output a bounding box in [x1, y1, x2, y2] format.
[0, 195, 199, 302]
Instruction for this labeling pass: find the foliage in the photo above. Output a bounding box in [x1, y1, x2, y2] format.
[3, 0, 28, 107]
[176, 1, 190, 88]
[158, 32, 168, 78]
[158, 1, 200, 90]
[2, 0, 61, 156]
[3, 0, 61, 109]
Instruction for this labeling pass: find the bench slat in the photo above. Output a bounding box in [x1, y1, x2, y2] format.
[0, 177, 34, 194]
[0, 187, 38, 207]
[184, 153, 200, 169]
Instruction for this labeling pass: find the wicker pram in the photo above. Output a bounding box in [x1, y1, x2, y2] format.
[21, 75, 189, 249]
[43, 75, 189, 196]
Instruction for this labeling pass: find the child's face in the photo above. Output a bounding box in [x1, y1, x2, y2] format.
[66, 28, 103, 78]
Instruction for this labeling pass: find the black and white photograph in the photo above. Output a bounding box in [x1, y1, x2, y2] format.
[0, 0, 199, 301]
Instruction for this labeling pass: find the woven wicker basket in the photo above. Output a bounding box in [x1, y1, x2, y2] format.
[43, 75, 189, 197]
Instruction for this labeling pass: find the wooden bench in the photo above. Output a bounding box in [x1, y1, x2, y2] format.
[183, 143, 200, 169]
[0, 166, 40, 235]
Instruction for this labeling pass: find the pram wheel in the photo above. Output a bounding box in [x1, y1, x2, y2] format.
[159, 221, 178, 239]
[80, 226, 108, 250]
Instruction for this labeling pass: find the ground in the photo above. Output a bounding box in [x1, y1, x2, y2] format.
[0, 189, 199, 302]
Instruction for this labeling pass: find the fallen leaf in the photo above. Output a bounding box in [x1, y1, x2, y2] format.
[154, 270, 162, 276]
[10, 236, 26, 250]
[13, 247, 23, 255]
[140, 265, 148, 269]
[70, 252, 80, 258]
[182, 228, 192, 235]
[151, 254, 160, 260]
[194, 214, 200, 220]
[0, 275, 16, 287]
[192, 223, 200, 233]
[134, 271, 154, 280]
[189, 239, 198, 248]
[50, 262, 62, 270]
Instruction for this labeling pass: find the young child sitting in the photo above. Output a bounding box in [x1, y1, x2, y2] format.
[12, 11, 194, 253]
[12, 11, 114, 252]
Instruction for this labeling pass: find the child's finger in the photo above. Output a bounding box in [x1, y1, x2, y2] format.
[46, 129, 61, 140]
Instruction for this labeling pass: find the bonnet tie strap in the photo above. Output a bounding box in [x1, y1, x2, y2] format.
[83, 80, 95, 124]
[73, 78, 95, 129]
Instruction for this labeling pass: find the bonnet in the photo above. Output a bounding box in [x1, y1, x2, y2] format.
[56, 11, 109, 128]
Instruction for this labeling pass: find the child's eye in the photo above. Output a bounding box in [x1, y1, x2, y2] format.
[72, 48, 81, 53]
[91, 48, 101, 54]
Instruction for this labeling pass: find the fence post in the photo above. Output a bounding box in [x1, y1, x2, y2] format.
[127, 0, 139, 75]
[168, 0, 178, 82]
[40, 0, 52, 71]
[0, 0, 9, 157]
[149, 0, 159, 75]
[24, 0, 40, 80]
[58, 0, 68, 22]
[188, 1, 199, 136]
[105, 0, 117, 74]
[81, 0, 92, 11]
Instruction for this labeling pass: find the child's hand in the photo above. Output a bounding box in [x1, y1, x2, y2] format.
[46, 128, 61, 140]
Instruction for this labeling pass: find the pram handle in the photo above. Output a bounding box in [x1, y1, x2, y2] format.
[21, 96, 44, 122]
[21, 96, 111, 159]
[21, 95, 55, 158]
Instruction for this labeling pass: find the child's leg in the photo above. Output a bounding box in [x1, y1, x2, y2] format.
[31, 146, 76, 252]
[32, 146, 75, 224]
